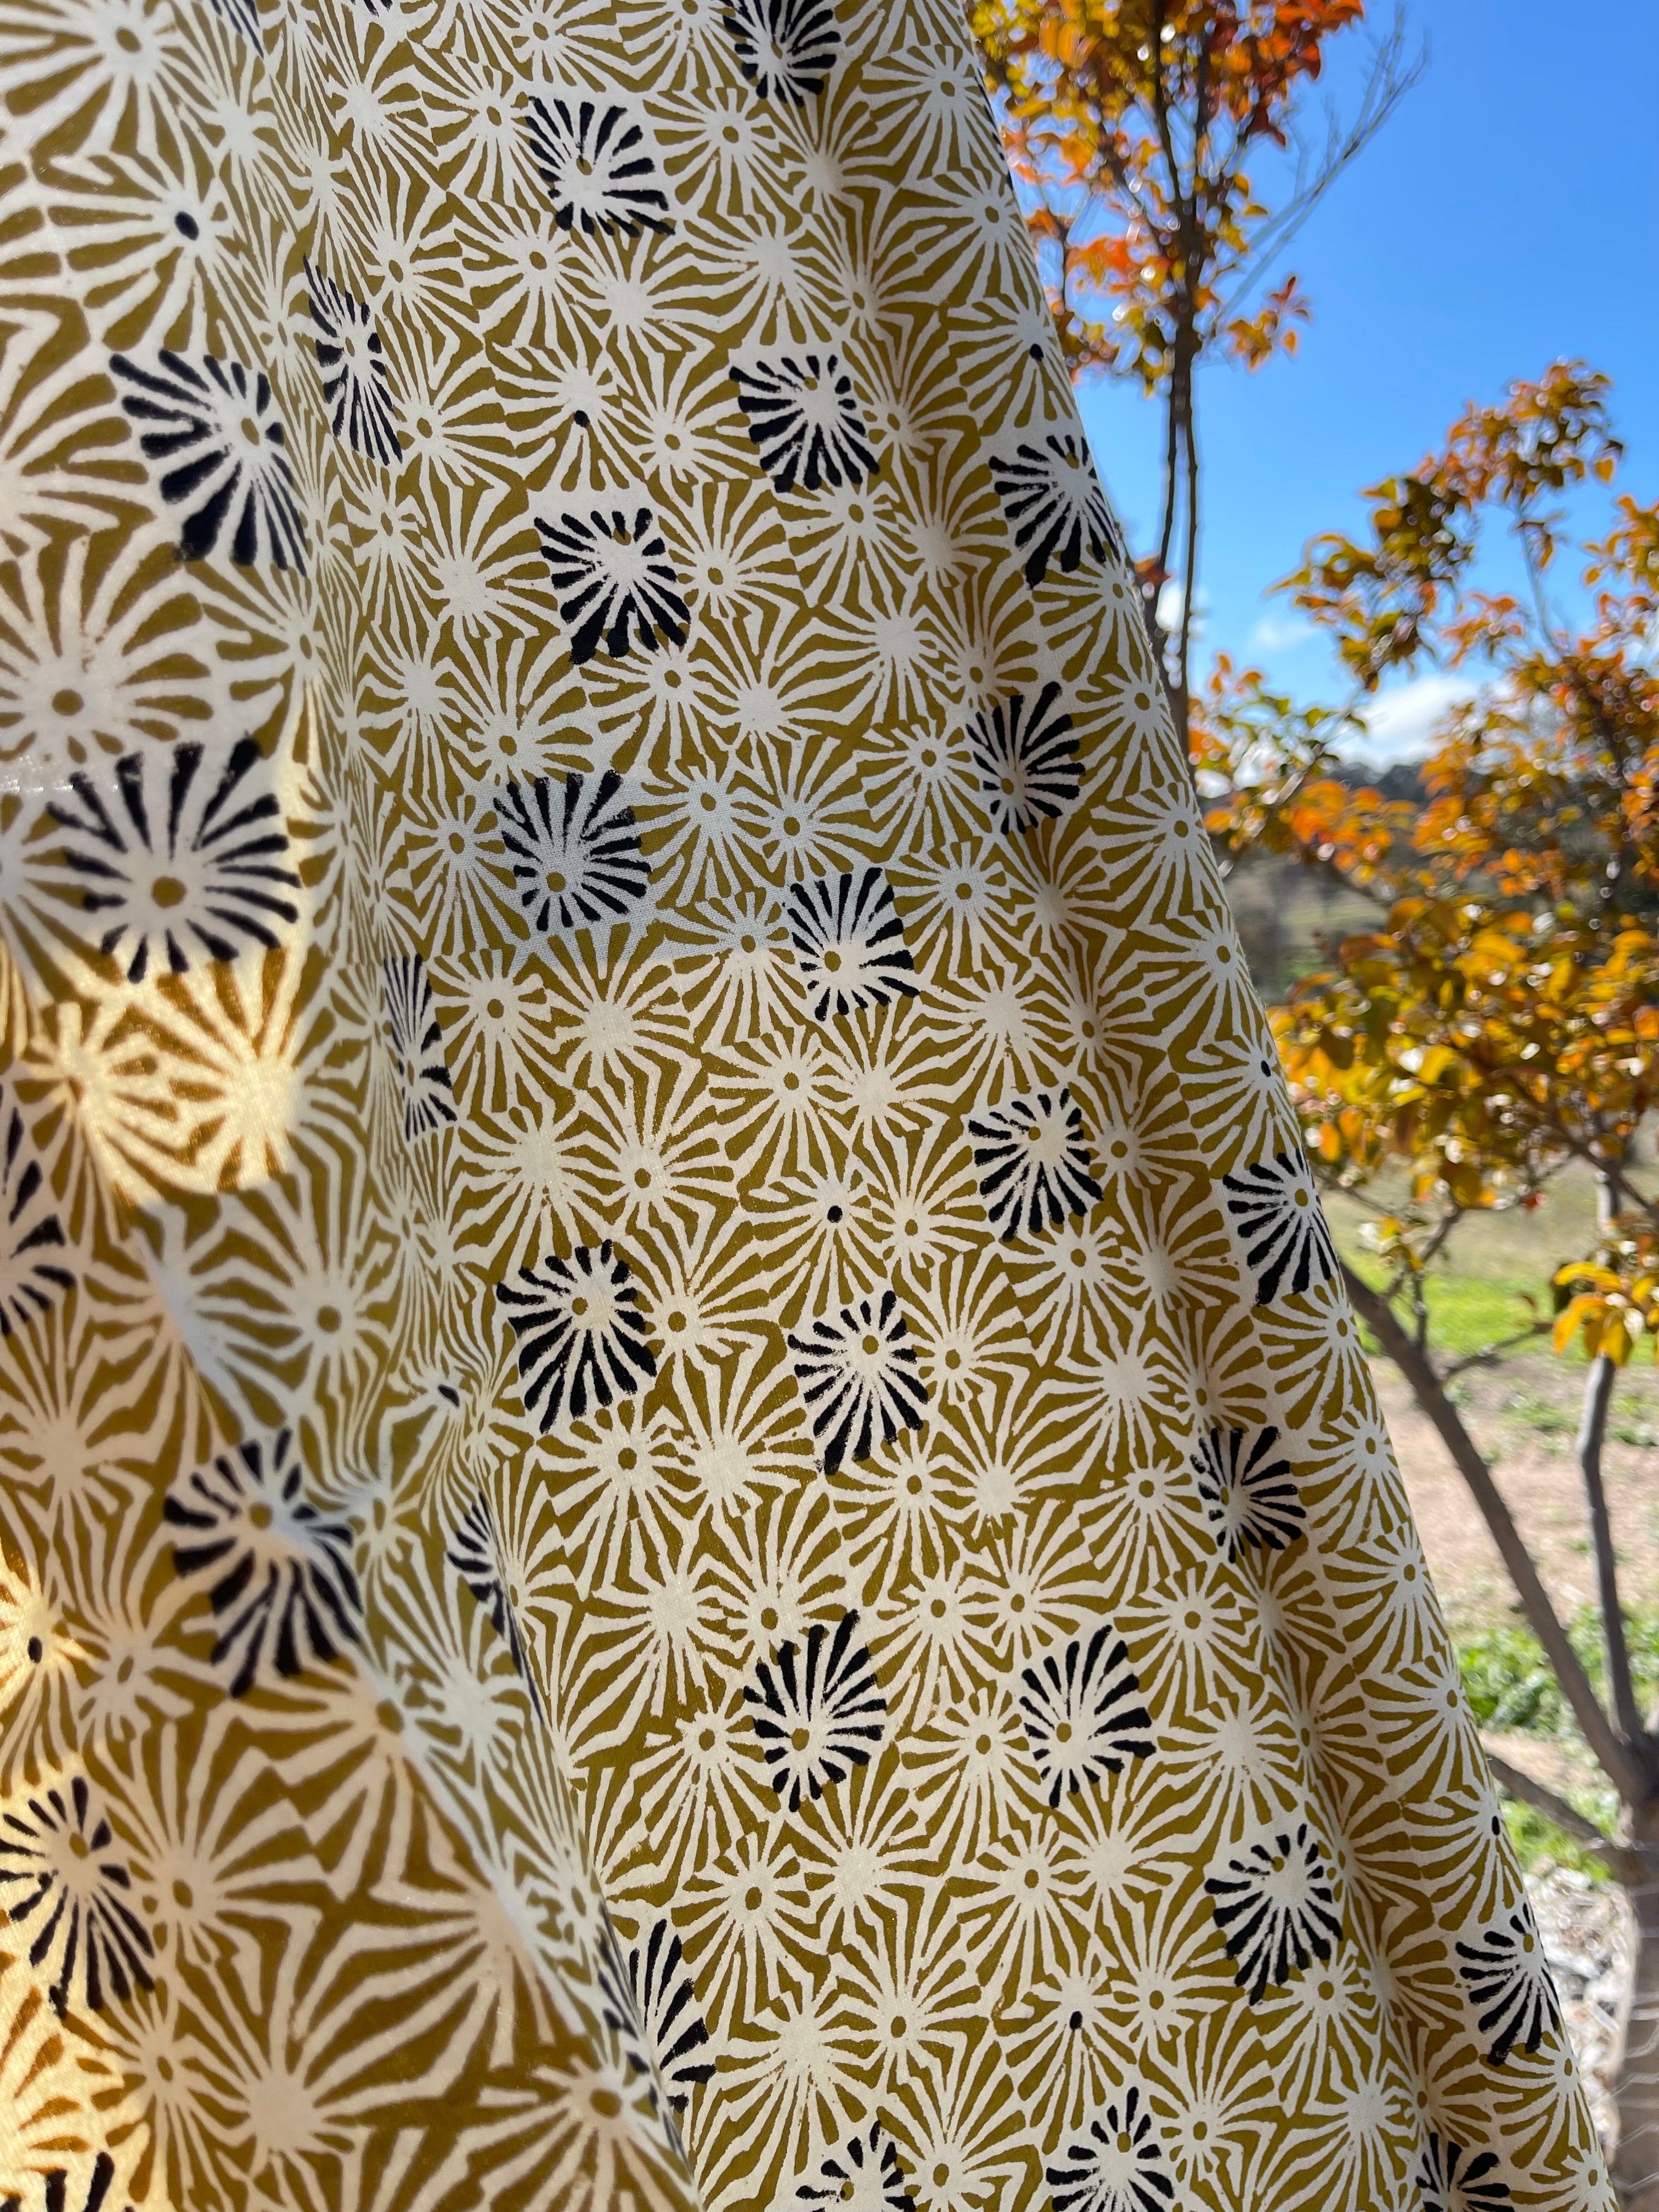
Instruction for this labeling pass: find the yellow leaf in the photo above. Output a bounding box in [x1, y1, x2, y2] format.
[1553, 1296, 1598, 1356]
[1553, 1261, 1622, 1291]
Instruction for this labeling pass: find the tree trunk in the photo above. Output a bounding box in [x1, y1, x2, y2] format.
[1615, 1806, 1659, 2208]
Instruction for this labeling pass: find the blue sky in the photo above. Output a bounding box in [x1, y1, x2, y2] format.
[1071, 0, 1659, 764]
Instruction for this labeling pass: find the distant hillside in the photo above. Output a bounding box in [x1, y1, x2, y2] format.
[1223, 845, 1386, 1003]
[1219, 759, 1423, 1003]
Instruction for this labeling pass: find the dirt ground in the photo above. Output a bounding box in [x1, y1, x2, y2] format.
[1376, 1352, 1659, 1632]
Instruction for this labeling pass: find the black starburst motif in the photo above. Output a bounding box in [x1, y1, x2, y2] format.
[496, 1242, 657, 1435]
[965, 680, 1080, 838]
[1455, 1903, 1562, 2065]
[109, 349, 304, 571]
[1191, 1424, 1304, 1558]
[204, 0, 259, 43]
[496, 771, 649, 937]
[0, 1092, 73, 1337]
[1414, 2131, 1513, 2212]
[990, 431, 1121, 587]
[306, 261, 401, 464]
[783, 866, 918, 1022]
[786, 1289, 927, 1474]
[1047, 2086, 1173, 2212]
[597, 1908, 716, 2112]
[793, 2122, 915, 2210]
[967, 1084, 1102, 1241]
[165, 1430, 361, 1698]
[383, 955, 455, 1142]
[534, 503, 690, 667]
[744, 1610, 885, 1813]
[1018, 1622, 1154, 1808]
[447, 1492, 542, 1714]
[731, 351, 875, 495]
[0, 1776, 154, 2016]
[721, 0, 840, 102]
[524, 91, 672, 236]
[27, 2152, 126, 2212]
[1221, 1152, 1338, 1305]
[49, 737, 302, 983]
[1205, 1819, 1342, 2003]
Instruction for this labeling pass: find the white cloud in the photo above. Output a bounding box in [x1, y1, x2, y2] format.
[1351, 673, 1472, 765]
[1245, 612, 1317, 654]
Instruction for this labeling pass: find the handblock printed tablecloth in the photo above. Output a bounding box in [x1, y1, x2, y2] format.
[0, 0, 1608, 2204]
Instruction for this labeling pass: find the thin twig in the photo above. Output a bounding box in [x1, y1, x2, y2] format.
[1212, 9, 1427, 324]
[1440, 1319, 1551, 1382]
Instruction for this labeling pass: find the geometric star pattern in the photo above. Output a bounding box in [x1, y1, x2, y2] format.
[0, 0, 1600, 2203]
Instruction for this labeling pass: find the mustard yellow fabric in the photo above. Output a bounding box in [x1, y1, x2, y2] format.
[0, 0, 1605, 2204]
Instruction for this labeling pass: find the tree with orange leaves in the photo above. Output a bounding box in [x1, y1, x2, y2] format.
[970, 0, 1419, 726]
[1200, 362, 1659, 2200]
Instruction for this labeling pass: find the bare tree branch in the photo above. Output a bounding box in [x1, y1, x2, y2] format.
[1177, 360, 1199, 723]
[1214, 10, 1427, 325]
[1440, 1319, 1551, 1383]
[1342, 1260, 1645, 1803]
[1483, 1746, 1643, 1886]
[1578, 1350, 1651, 1759]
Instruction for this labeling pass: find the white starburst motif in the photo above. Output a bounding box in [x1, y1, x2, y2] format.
[783, 866, 918, 1021]
[1190, 1424, 1304, 1558]
[731, 349, 875, 495]
[968, 1084, 1101, 1240]
[720, 0, 841, 102]
[1046, 2085, 1173, 2212]
[383, 954, 456, 1142]
[524, 87, 673, 236]
[1018, 1622, 1154, 1808]
[534, 502, 690, 665]
[109, 349, 305, 571]
[1204, 1819, 1342, 2002]
[0, 1088, 74, 1335]
[495, 769, 650, 938]
[1221, 1152, 1338, 1304]
[964, 680, 1081, 837]
[49, 737, 302, 982]
[787, 1288, 927, 1473]
[306, 261, 402, 464]
[744, 1609, 886, 1813]
[496, 1241, 658, 1433]
[990, 431, 1122, 586]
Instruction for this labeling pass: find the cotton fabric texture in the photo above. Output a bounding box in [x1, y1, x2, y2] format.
[0, 0, 1605, 2204]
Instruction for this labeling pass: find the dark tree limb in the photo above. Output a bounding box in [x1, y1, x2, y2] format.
[1342, 1259, 1645, 1804]
[1578, 1350, 1651, 1762]
[1483, 1745, 1643, 1887]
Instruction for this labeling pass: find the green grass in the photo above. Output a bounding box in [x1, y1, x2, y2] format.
[1503, 1391, 1578, 1441]
[1611, 1406, 1659, 1448]
[1455, 1609, 1659, 1876]
[1326, 1154, 1605, 1359]
[1339, 1243, 1545, 1359]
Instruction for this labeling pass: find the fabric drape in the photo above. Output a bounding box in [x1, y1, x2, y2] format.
[0, 0, 1602, 2204]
